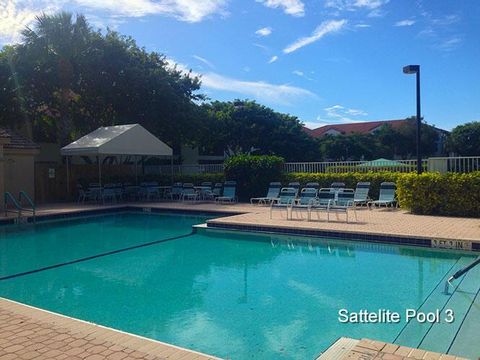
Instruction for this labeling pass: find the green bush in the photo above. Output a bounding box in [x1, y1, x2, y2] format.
[397, 172, 480, 217]
[224, 155, 284, 201]
[283, 172, 401, 200]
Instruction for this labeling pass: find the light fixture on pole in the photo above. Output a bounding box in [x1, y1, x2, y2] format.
[403, 64, 422, 174]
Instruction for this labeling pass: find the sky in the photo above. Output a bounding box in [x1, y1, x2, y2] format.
[1, 0, 479, 130]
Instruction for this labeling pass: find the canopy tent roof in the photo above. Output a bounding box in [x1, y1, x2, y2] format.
[61, 124, 172, 157]
[360, 158, 405, 167]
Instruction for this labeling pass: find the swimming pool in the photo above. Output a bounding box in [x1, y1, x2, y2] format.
[0, 212, 477, 359]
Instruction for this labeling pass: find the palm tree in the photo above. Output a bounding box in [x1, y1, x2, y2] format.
[20, 12, 93, 144]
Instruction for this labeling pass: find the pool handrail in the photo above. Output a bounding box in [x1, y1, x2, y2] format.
[4, 191, 36, 222]
[444, 257, 480, 294]
[4, 192, 22, 218]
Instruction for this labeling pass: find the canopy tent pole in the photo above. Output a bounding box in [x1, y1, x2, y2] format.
[98, 155, 102, 186]
[171, 155, 174, 184]
[66, 156, 70, 198]
[135, 155, 138, 185]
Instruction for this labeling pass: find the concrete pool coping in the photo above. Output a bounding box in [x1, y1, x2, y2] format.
[3, 201, 477, 251]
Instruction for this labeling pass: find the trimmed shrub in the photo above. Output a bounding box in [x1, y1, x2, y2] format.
[224, 155, 284, 201]
[283, 172, 402, 200]
[396, 172, 480, 217]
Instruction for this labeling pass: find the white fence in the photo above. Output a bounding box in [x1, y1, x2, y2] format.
[145, 164, 224, 175]
[427, 156, 480, 173]
[283, 159, 424, 173]
[145, 156, 480, 175]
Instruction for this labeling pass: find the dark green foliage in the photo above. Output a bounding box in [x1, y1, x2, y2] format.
[224, 154, 284, 201]
[447, 121, 480, 156]
[200, 100, 320, 161]
[283, 172, 401, 200]
[317, 118, 444, 161]
[396, 172, 480, 217]
[0, 12, 202, 147]
[285, 171, 480, 217]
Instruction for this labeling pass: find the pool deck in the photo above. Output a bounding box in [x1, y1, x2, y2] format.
[4, 202, 479, 247]
[0, 297, 220, 360]
[1, 201, 479, 359]
[318, 338, 469, 360]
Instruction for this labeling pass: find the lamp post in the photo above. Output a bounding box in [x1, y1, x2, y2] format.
[403, 64, 422, 174]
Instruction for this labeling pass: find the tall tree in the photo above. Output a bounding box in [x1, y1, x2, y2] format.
[200, 100, 320, 161]
[447, 121, 480, 156]
[0, 12, 203, 147]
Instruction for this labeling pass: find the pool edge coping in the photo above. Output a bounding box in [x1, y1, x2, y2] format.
[2, 203, 478, 252]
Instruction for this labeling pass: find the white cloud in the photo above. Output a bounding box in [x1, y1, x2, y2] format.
[0, 0, 63, 43]
[268, 55, 278, 63]
[292, 70, 314, 80]
[394, 19, 415, 27]
[323, 104, 367, 122]
[435, 36, 462, 51]
[355, 23, 371, 28]
[417, 12, 463, 52]
[193, 55, 215, 69]
[202, 72, 315, 105]
[283, 19, 346, 54]
[303, 121, 331, 129]
[325, 0, 388, 11]
[255, 26, 272, 36]
[0, 0, 228, 44]
[253, 42, 269, 51]
[354, 0, 388, 10]
[256, 0, 305, 17]
[73, 0, 228, 22]
[166, 58, 316, 106]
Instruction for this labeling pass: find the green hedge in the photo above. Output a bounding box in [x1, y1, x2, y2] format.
[224, 155, 284, 201]
[283, 171, 401, 200]
[396, 172, 480, 217]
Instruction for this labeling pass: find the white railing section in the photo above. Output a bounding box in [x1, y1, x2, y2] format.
[283, 159, 425, 173]
[145, 164, 224, 175]
[428, 156, 480, 173]
[142, 156, 480, 175]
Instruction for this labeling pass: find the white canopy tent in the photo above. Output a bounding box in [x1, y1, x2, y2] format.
[61, 124, 173, 192]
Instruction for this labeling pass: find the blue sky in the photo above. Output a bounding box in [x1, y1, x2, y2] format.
[1, 0, 479, 130]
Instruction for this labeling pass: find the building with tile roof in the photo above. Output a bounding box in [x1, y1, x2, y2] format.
[304, 119, 407, 138]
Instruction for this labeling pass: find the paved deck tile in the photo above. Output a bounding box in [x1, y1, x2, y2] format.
[0, 298, 220, 360]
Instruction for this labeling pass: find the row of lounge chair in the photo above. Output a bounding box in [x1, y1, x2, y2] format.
[77, 181, 238, 204]
[251, 181, 397, 222]
[166, 181, 237, 204]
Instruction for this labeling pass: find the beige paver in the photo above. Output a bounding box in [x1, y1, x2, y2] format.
[8, 201, 479, 245]
[322, 339, 469, 360]
[0, 298, 220, 360]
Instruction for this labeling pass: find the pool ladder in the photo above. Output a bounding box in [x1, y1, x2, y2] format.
[4, 191, 36, 223]
[444, 257, 480, 294]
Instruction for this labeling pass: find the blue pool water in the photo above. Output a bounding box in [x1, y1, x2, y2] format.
[0, 212, 475, 359]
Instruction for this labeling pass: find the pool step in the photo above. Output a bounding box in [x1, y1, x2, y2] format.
[316, 337, 359, 359]
[419, 257, 480, 356]
[448, 286, 480, 358]
[395, 256, 474, 348]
